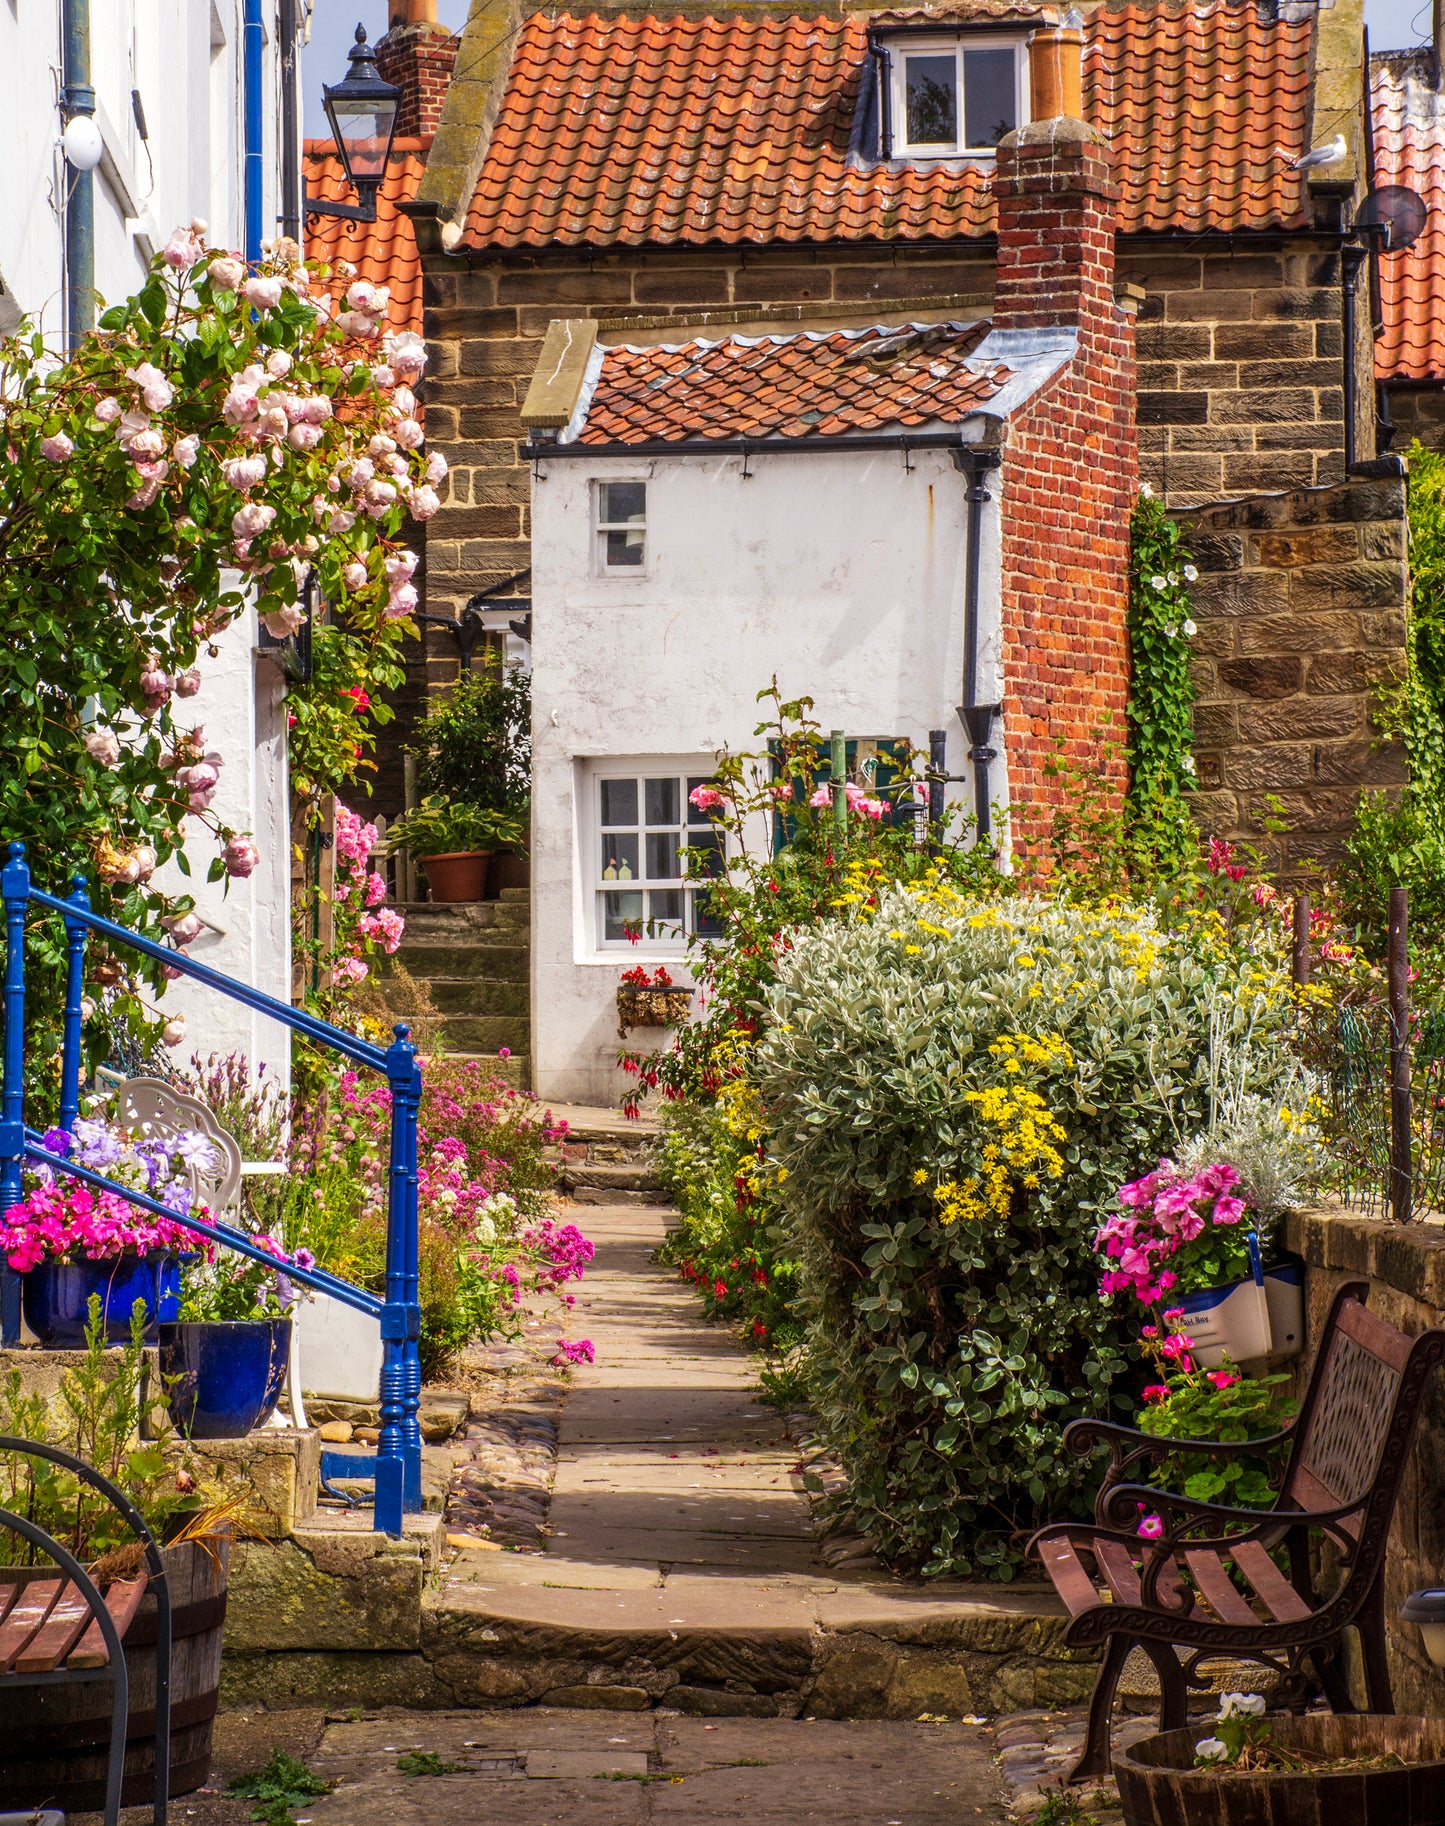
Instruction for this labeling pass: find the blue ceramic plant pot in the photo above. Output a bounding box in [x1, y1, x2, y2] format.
[159, 1319, 291, 1439]
[22, 1252, 181, 1346]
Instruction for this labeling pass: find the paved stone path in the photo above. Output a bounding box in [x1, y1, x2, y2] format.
[545, 1203, 826, 1575]
[88, 1705, 1008, 1824]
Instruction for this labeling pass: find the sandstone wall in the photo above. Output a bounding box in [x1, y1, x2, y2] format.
[1175, 469, 1409, 877]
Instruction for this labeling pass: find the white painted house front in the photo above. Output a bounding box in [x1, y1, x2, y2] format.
[521, 316, 1079, 1106]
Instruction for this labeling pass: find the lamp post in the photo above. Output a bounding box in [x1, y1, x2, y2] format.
[304, 25, 401, 225]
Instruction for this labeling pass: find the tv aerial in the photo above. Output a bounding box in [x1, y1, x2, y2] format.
[1355, 184, 1429, 251]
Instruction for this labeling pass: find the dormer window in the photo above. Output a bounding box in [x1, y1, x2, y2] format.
[886, 36, 1025, 159]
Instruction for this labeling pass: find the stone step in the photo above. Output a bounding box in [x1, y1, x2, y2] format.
[434, 1014, 530, 1053]
[426, 977, 530, 1018]
[563, 1165, 671, 1206]
[389, 941, 529, 983]
[395, 901, 506, 938]
[443, 1052, 531, 1089]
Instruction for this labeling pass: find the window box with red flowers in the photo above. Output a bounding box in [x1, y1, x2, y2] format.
[616, 965, 693, 1034]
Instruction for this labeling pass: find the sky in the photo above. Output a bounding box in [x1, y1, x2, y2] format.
[301, 0, 1442, 142]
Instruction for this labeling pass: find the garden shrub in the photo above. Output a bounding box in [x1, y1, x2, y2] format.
[756, 886, 1303, 1578]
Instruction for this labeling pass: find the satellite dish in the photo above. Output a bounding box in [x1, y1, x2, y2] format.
[1356, 184, 1429, 251]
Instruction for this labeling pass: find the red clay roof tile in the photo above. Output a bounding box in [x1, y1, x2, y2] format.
[573, 319, 1010, 443]
[1371, 53, 1445, 385]
[460, 5, 1312, 251]
[303, 137, 430, 340]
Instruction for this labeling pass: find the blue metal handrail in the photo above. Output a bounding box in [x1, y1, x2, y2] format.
[0, 842, 421, 1537]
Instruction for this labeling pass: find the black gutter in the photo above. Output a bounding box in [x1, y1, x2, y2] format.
[279, 0, 300, 243]
[523, 429, 999, 461]
[1342, 237, 1369, 473]
[953, 447, 1003, 840]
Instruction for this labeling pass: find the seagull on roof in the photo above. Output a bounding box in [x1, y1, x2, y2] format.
[1294, 133, 1349, 171]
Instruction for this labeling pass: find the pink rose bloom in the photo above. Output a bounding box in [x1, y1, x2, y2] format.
[808, 785, 832, 809]
[84, 728, 120, 766]
[224, 835, 260, 878]
[689, 785, 725, 811]
[327, 509, 356, 535]
[166, 911, 204, 945]
[92, 396, 122, 424]
[392, 416, 424, 451]
[172, 434, 200, 469]
[126, 362, 175, 413]
[383, 549, 418, 584]
[207, 256, 245, 291]
[223, 455, 268, 490]
[261, 605, 306, 640]
[301, 396, 332, 426]
[126, 479, 161, 510]
[161, 1016, 187, 1048]
[391, 386, 417, 416]
[365, 872, 388, 908]
[243, 275, 283, 311]
[40, 432, 74, 462]
[266, 350, 293, 377]
[173, 669, 202, 698]
[424, 449, 448, 486]
[331, 955, 369, 987]
[387, 331, 427, 379]
[336, 310, 381, 340]
[288, 422, 322, 452]
[342, 561, 368, 592]
[134, 845, 156, 882]
[222, 382, 259, 425]
[363, 478, 397, 518]
[163, 225, 206, 269]
[232, 502, 276, 539]
[386, 583, 419, 619]
[345, 280, 379, 313]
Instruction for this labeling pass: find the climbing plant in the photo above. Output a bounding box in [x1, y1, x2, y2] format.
[1127, 486, 1199, 805]
[1340, 443, 1445, 955]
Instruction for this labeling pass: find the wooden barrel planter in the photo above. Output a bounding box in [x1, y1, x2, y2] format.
[0, 1537, 229, 1810]
[1114, 1715, 1445, 1826]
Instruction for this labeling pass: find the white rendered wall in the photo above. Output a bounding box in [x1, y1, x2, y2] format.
[0, 1, 288, 341]
[155, 607, 293, 1088]
[529, 447, 1005, 1106]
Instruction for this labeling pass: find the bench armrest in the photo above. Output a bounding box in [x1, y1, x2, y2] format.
[1064, 1418, 1294, 1521]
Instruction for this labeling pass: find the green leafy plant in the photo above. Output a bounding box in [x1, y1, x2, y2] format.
[1128, 486, 1199, 807]
[1137, 1343, 1297, 1507]
[754, 889, 1305, 1577]
[409, 661, 531, 821]
[396, 1749, 462, 1776]
[0, 1297, 209, 1566]
[228, 1748, 335, 1822]
[382, 794, 525, 857]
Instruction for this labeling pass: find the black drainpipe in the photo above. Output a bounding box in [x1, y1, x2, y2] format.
[279, 0, 300, 244]
[1341, 237, 1369, 475]
[953, 446, 1003, 839]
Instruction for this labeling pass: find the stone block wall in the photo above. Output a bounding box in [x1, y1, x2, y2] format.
[1175, 470, 1409, 877]
[1284, 1206, 1445, 1718]
[1123, 240, 1350, 505]
[1386, 384, 1445, 452]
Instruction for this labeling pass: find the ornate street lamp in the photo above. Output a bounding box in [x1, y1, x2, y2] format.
[304, 25, 400, 224]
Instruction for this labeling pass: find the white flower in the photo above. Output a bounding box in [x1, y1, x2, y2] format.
[473, 1215, 497, 1245]
[1218, 1692, 1266, 1720]
[1183, 563, 1199, 582]
[243, 275, 283, 311]
[207, 256, 245, 291]
[161, 1015, 187, 1048]
[1183, 618, 1197, 637]
[266, 350, 293, 377]
[1181, 755, 1196, 775]
[1151, 575, 1167, 592]
[1138, 481, 1155, 498]
[1165, 623, 1179, 638]
[1195, 1738, 1229, 1764]
[172, 434, 200, 469]
[409, 484, 441, 521]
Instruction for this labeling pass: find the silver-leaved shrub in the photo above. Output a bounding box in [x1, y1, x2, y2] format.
[756, 885, 1302, 1577]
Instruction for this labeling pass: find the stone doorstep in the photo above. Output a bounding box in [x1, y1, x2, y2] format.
[221, 1554, 1097, 1720]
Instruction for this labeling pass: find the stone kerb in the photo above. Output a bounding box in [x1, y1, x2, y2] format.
[1176, 471, 1409, 876]
[1284, 1203, 1445, 1716]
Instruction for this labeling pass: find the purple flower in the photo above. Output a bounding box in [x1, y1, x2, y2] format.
[41, 1127, 72, 1158]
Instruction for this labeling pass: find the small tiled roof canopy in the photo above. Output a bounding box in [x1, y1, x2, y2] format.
[461, 3, 1313, 250]
[1371, 53, 1445, 385]
[302, 137, 430, 339]
[572, 321, 1012, 444]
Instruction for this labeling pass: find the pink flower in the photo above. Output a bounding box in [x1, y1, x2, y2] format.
[1137, 1513, 1164, 1539]
[261, 605, 306, 640]
[1141, 1385, 1170, 1403]
[85, 728, 120, 766]
[232, 502, 276, 540]
[408, 484, 440, 521]
[1213, 1196, 1246, 1226]
[40, 432, 74, 462]
[385, 582, 418, 620]
[425, 450, 448, 486]
[92, 396, 122, 424]
[342, 561, 368, 592]
[224, 835, 260, 878]
[387, 331, 427, 379]
[392, 417, 424, 451]
[223, 455, 268, 490]
[172, 434, 200, 468]
[126, 362, 174, 413]
[336, 311, 381, 340]
[383, 549, 418, 585]
[174, 669, 202, 698]
[1207, 1371, 1240, 1390]
[243, 275, 283, 311]
[689, 785, 725, 812]
[1160, 1331, 1194, 1360]
[287, 422, 322, 452]
[207, 256, 245, 291]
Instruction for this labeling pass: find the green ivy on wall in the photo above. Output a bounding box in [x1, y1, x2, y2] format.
[1127, 486, 1199, 808]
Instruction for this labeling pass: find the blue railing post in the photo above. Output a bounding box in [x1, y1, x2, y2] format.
[378, 1022, 422, 1533]
[0, 842, 31, 1345]
[58, 873, 90, 1135]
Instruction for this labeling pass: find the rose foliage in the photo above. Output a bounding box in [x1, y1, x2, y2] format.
[0, 223, 441, 1086]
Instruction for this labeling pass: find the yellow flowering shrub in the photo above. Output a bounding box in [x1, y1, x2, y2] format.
[756, 888, 1302, 1578]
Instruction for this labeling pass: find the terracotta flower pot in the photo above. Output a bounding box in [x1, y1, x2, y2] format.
[419, 849, 491, 902]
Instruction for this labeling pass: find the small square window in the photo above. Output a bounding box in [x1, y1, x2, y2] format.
[596, 479, 647, 571]
[589, 764, 725, 950]
[892, 39, 1022, 158]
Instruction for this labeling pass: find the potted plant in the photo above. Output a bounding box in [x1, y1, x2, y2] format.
[0, 1299, 240, 1809]
[1113, 1692, 1445, 1825]
[1096, 1161, 1283, 1366]
[1, 1119, 212, 1345]
[161, 1233, 306, 1438]
[617, 963, 694, 1034]
[382, 797, 526, 903]
[406, 663, 531, 897]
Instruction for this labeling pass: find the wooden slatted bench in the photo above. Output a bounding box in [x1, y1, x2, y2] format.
[1028, 1281, 1445, 1780]
[0, 1435, 172, 1826]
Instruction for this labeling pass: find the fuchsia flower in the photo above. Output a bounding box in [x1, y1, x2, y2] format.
[1207, 1370, 1240, 1390]
[1095, 1161, 1253, 1307]
[1137, 1513, 1164, 1540]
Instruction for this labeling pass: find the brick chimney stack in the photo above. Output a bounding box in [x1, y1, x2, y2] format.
[375, 3, 459, 140]
[988, 24, 1139, 843]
